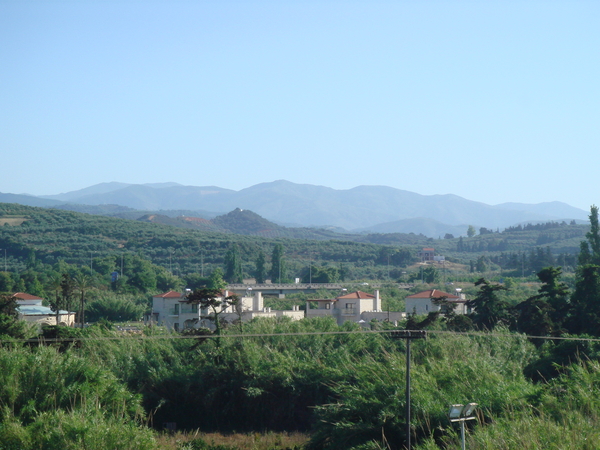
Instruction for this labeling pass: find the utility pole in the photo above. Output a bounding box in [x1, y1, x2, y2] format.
[391, 330, 427, 450]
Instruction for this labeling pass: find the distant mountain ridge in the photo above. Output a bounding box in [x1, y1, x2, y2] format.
[2, 180, 588, 237]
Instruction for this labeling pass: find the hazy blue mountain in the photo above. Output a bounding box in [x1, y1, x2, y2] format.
[40, 181, 184, 202]
[39, 182, 132, 201]
[0, 193, 63, 208]
[62, 184, 235, 211]
[355, 217, 469, 238]
[7, 180, 590, 237]
[493, 201, 587, 220]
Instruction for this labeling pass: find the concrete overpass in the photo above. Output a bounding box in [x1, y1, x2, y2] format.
[226, 282, 413, 298]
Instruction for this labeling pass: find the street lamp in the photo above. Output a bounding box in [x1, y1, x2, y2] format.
[449, 403, 478, 450]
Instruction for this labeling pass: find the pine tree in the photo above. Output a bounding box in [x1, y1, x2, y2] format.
[270, 244, 286, 283]
[254, 250, 267, 284]
[466, 278, 510, 330]
[224, 243, 243, 283]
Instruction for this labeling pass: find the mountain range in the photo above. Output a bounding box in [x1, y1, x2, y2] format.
[1, 180, 589, 237]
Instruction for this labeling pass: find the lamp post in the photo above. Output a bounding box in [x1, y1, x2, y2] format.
[391, 330, 427, 450]
[448, 403, 478, 450]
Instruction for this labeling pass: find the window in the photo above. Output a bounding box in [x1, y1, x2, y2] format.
[174, 304, 179, 315]
[346, 303, 354, 310]
[191, 304, 198, 313]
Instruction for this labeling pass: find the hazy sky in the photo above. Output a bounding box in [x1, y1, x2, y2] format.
[1, 1, 598, 210]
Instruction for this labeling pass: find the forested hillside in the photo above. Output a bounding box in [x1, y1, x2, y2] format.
[2, 204, 600, 449]
[0, 203, 592, 297]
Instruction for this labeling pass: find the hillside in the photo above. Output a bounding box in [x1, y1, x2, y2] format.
[0, 202, 591, 287]
[4, 181, 588, 237]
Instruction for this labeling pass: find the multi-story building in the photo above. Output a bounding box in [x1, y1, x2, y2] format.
[306, 290, 405, 326]
[150, 289, 303, 331]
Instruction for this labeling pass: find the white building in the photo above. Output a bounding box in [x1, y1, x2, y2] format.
[150, 290, 304, 332]
[306, 290, 405, 326]
[405, 289, 468, 316]
[14, 292, 76, 327]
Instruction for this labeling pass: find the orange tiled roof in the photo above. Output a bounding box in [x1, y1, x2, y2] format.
[337, 290, 375, 300]
[154, 291, 182, 298]
[406, 289, 459, 300]
[13, 292, 43, 300]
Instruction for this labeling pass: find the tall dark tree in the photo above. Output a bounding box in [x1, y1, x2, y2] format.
[466, 278, 511, 330]
[536, 266, 570, 326]
[73, 274, 93, 328]
[0, 294, 30, 338]
[224, 243, 243, 283]
[587, 205, 600, 264]
[270, 243, 286, 283]
[567, 205, 600, 335]
[254, 250, 267, 284]
[566, 264, 600, 335]
[514, 297, 554, 340]
[47, 273, 75, 326]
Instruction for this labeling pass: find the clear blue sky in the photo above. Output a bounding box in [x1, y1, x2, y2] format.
[1, 1, 598, 211]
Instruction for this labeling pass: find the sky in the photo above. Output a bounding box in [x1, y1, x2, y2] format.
[1, 1, 599, 211]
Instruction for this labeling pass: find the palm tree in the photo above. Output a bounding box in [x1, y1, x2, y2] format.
[47, 275, 63, 326]
[73, 274, 93, 328]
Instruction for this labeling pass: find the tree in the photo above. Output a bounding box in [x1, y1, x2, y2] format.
[208, 268, 227, 290]
[48, 274, 74, 326]
[567, 206, 600, 335]
[125, 255, 157, 293]
[224, 243, 243, 283]
[514, 297, 554, 340]
[587, 205, 600, 264]
[535, 266, 570, 327]
[302, 265, 339, 283]
[514, 267, 568, 339]
[0, 272, 13, 292]
[467, 225, 476, 238]
[466, 278, 511, 330]
[254, 250, 267, 284]
[270, 244, 286, 283]
[566, 264, 600, 335]
[73, 274, 93, 328]
[185, 288, 239, 338]
[0, 294, 31, 338]
[475, 256, 487, 273]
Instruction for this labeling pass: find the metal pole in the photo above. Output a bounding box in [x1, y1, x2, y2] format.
[391, 330, 426, 450]
[460, 420, 466, 450]
[405, 336, 411, 450]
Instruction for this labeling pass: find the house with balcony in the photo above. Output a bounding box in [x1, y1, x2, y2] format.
[306, 290, 405, 326]
[150, 289, 303, 332]
[405, 289, 468, 316]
